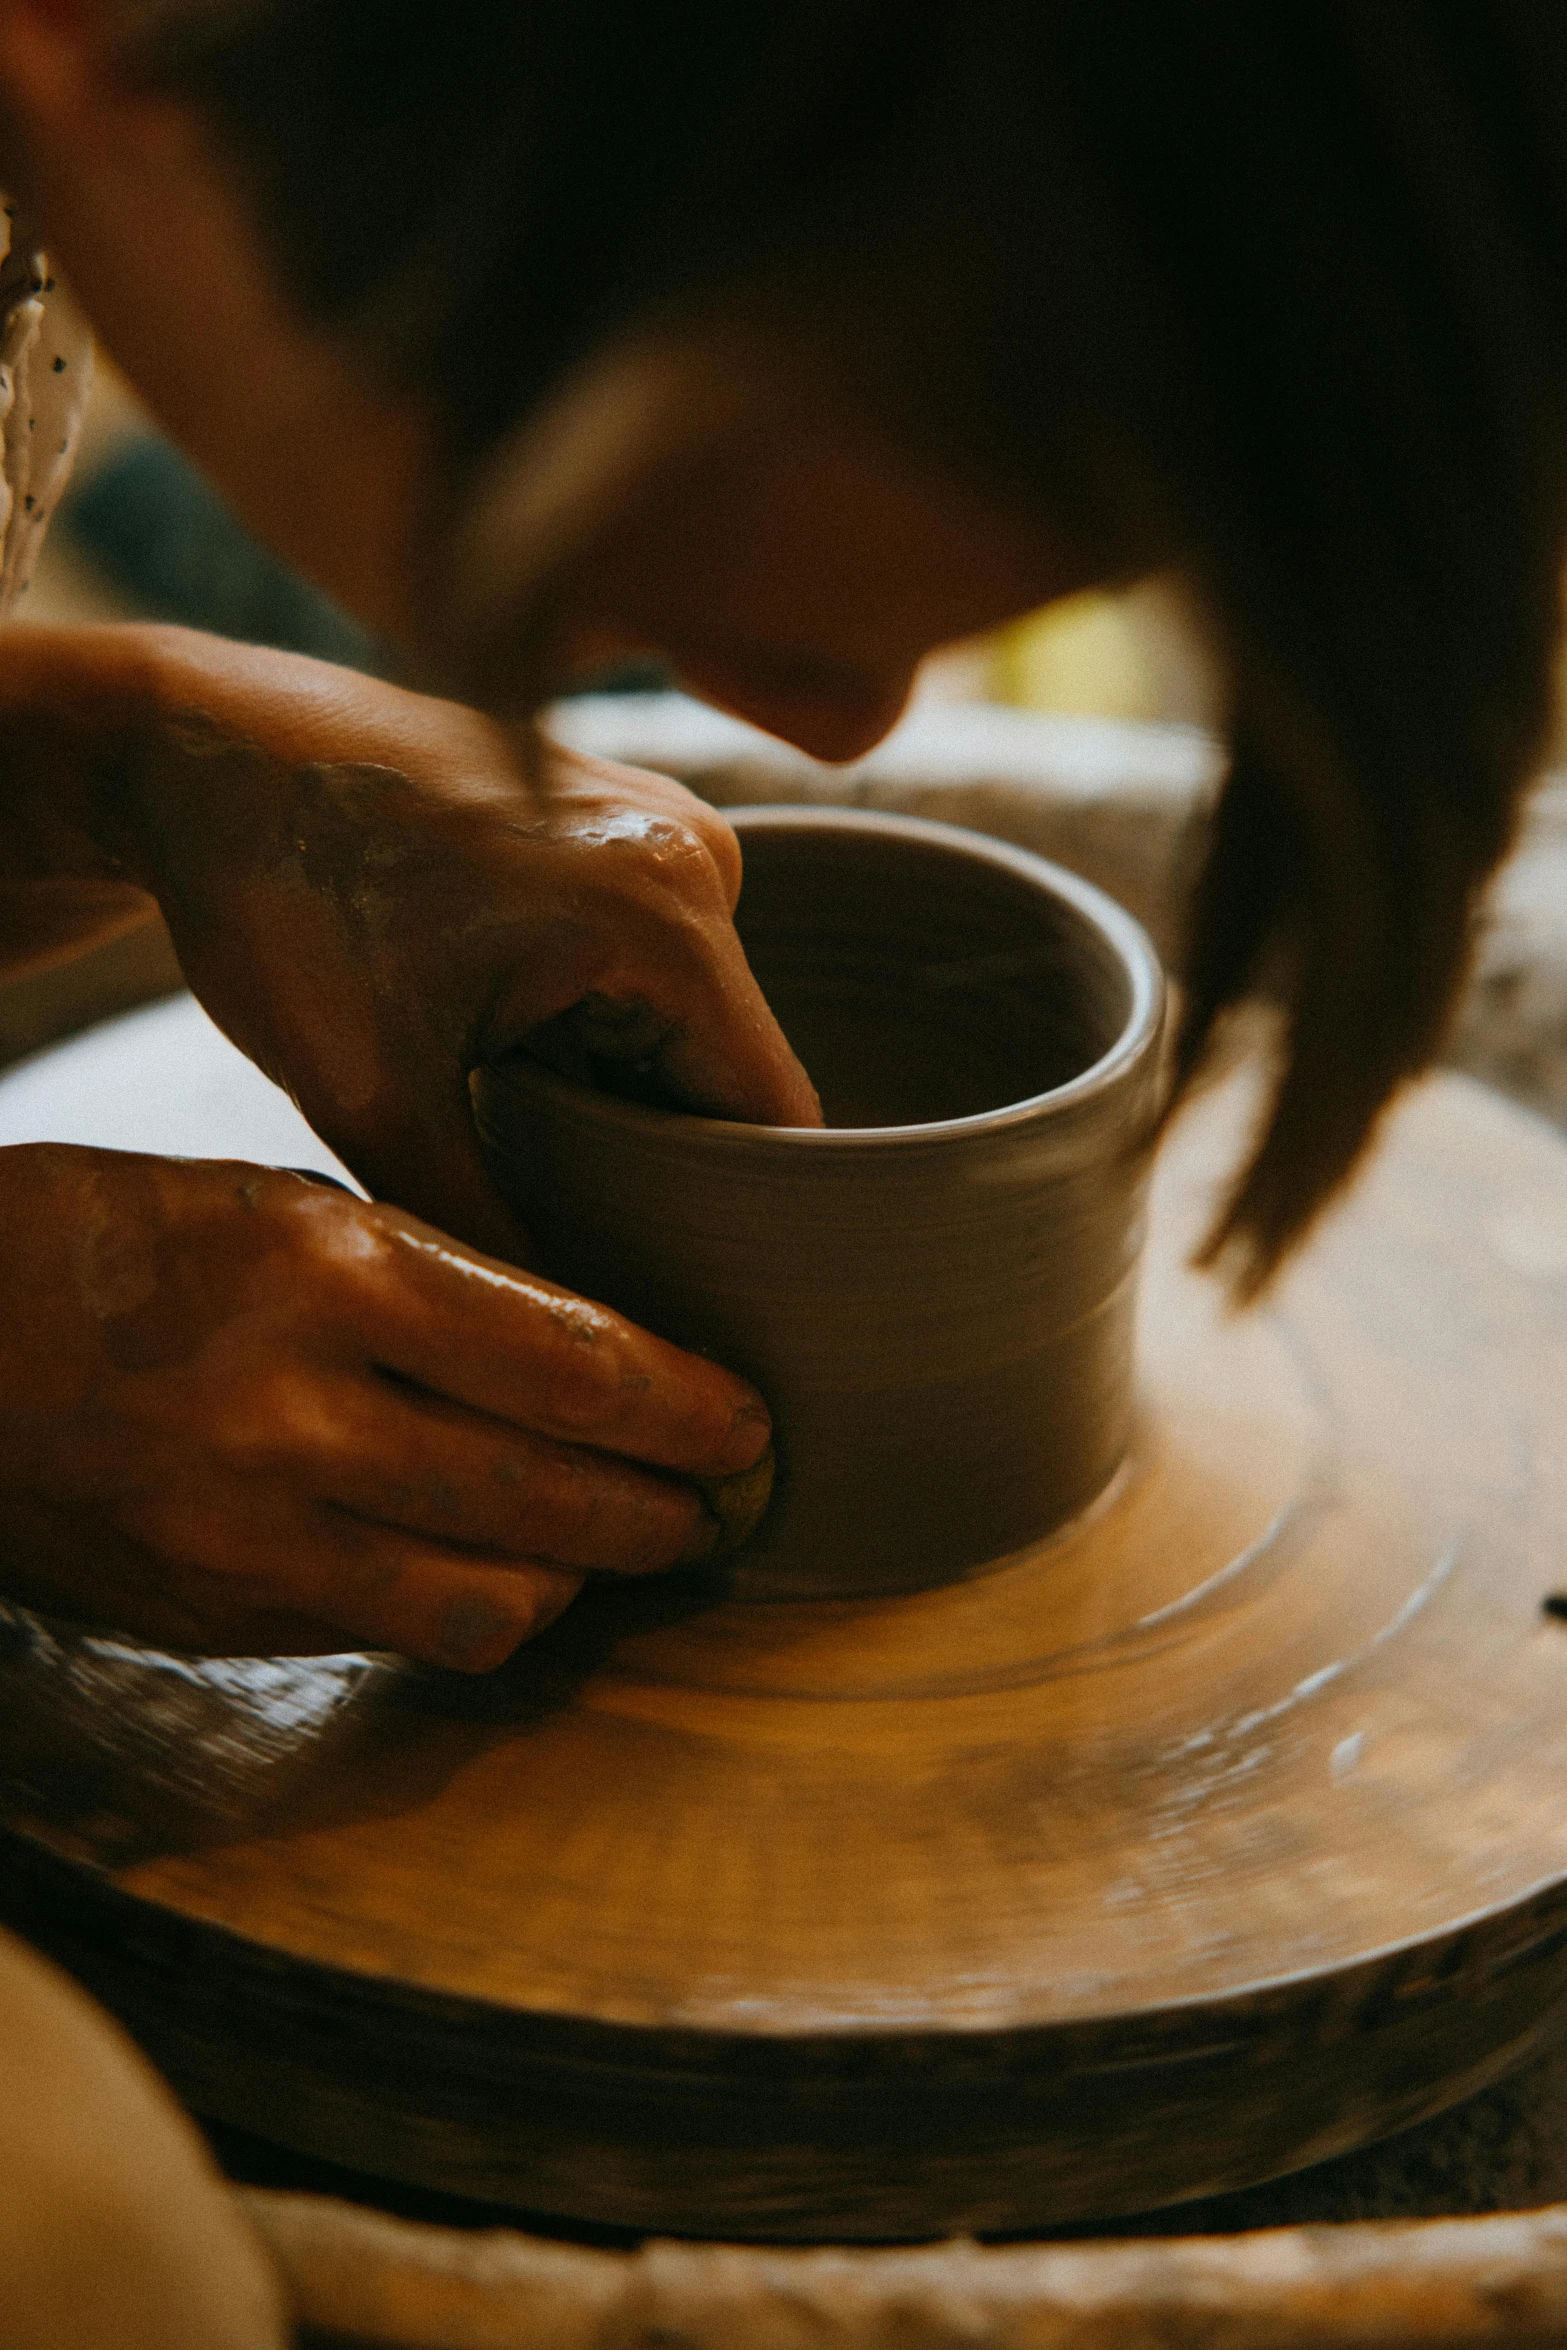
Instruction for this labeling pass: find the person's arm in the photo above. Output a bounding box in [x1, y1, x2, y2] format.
[0, 622, 807, 1663]
[0, 630, 161, 978]
[0, 621, 820, 1256]
[0, 1142, 768, 1666]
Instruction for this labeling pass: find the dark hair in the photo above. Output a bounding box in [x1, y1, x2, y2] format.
[122, 1, 1567, 1292]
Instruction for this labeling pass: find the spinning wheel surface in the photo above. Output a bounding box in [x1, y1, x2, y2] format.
[4, 1067, 1567, 2236]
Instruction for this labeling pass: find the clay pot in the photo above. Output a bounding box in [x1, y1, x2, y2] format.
[474, 807, 1166, 1598]
[13, 739, 1567, 2239]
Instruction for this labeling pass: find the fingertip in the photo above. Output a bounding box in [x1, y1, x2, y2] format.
[521, 1568, 584, 1637]
[695, 1441, 776, 1558]
[746, 1041, 823, 1132]
[428, 1569, 582, 1672]
[718, 1394, 773, 1473]
[604, 1478, 717, 1574]
[786, 1071, 826, 1130]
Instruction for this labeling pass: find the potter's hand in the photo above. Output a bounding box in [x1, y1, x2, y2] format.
[0, 626, 821, 1258]
[0, 1145, 769, 1666]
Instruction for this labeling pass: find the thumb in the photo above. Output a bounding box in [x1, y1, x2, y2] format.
[567, 925, 824, 1128]
[652, 983, 824, 1125]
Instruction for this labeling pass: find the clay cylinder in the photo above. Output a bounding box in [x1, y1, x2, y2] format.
[474, 807, 1165, 1599]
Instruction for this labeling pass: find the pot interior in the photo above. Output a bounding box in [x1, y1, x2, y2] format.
[732, 822, 1134, 1128]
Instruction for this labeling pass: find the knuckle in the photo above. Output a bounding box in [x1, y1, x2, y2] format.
[569, 1456, 697, 1569]
[609, 811, 730, 903]
[636, 1484, 705, 1566]
[281, 1203, 399, 1322]
[209, 1367, 331, 1471]
[533, 1302, 626, 1431]
[695, 812, 744, 899]
[319, 1514, 413, 1603]
[489, 1438, 691, 1570]
[284, 1195, 384, 1276]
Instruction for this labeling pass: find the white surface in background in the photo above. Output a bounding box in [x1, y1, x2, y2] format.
[548, 689, 1221, 798]
[0, 991, 358, 1184]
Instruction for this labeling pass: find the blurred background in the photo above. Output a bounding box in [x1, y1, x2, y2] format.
[21, 359, 1225, 731]
[11, 358, 1567, 1150]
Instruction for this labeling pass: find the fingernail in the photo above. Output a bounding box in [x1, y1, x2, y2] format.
[690, 1442, 776, 1560]
[720, 1394, 773, 1472]
[433, 1577, 579, 1671]
[433, 1593, 528, 1673]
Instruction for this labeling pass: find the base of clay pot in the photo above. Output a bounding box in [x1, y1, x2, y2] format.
[4, 1065, 1567, 2238]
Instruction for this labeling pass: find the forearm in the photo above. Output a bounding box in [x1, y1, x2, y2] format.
[0, 620, 360, 975]
[0, 624, 179, 976]
[0, 617, 511, 878]
[0, 876, 159, 981]
[0, 623, 168, 873]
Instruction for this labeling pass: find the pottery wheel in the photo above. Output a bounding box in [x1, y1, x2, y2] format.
[4, 1062, 1567, 2238]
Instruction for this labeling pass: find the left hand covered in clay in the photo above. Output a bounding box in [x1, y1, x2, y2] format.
[0, 625, 821, 1259]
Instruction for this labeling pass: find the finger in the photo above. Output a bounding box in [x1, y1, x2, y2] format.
[299, 1054, 541, 1266]
[68, 1494, 580, 1672]
[321, 1381, 716, 1572]
[311, 1522, 583, 1671]
[594, 906, 823, 1129]
[650, 937, 823, 1126]
[366, 1213, 773, 1476]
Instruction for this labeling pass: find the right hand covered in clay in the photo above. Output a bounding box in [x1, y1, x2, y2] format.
[0, 1143, 770, 1668]
[0, 623, 823, 1262]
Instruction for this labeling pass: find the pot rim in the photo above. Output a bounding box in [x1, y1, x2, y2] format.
[488, 806, 1167, 1153]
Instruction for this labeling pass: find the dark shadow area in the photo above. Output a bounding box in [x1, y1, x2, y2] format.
[206, 2116, 646, 2249]
[209, 2037, 1567, 2246]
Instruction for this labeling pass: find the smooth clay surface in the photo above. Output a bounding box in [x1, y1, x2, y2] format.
[475, 808, 1167, 1598]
